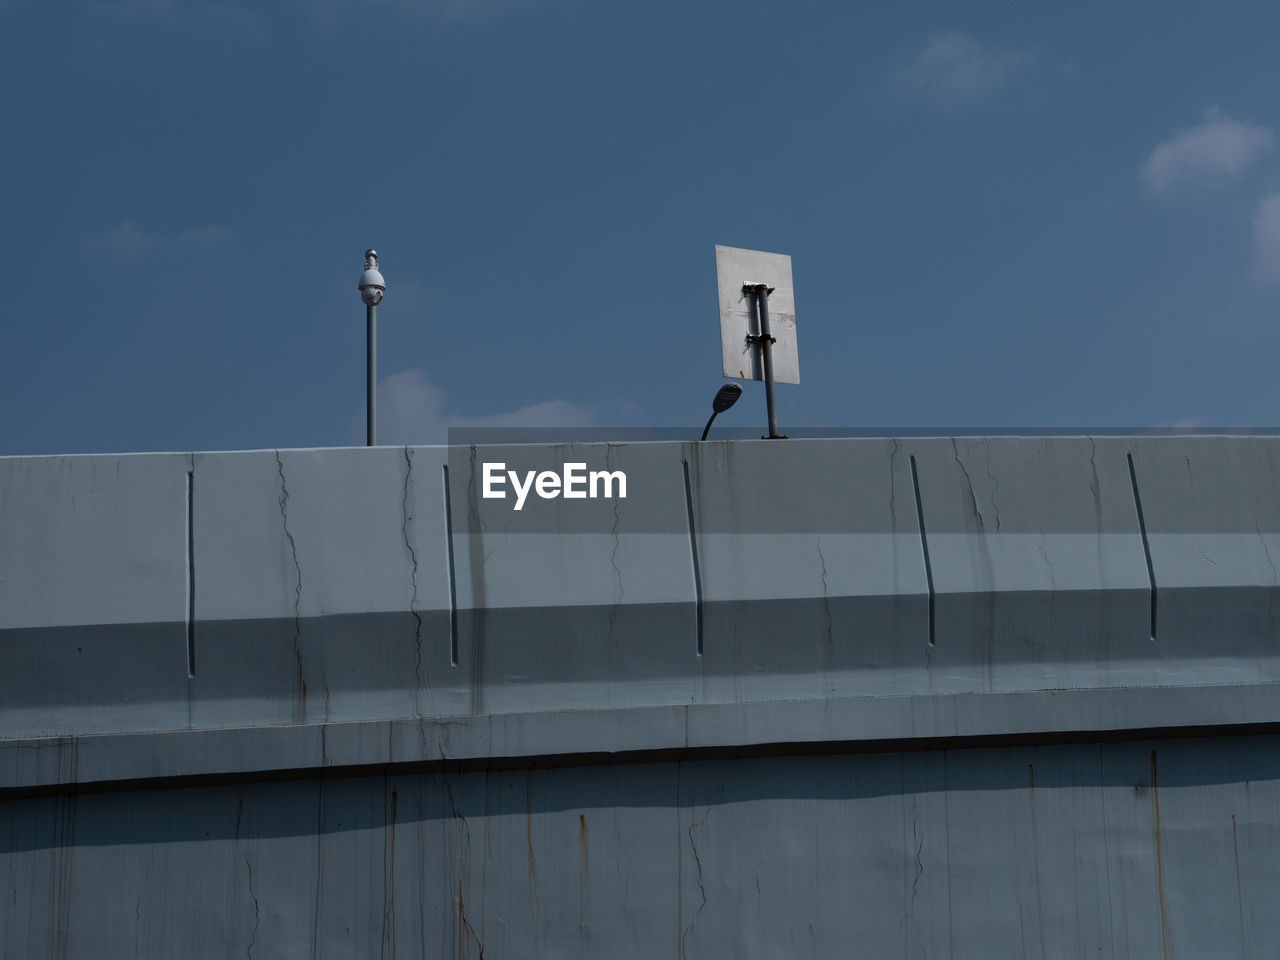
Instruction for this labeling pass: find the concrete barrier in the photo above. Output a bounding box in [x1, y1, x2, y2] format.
[4, 437, 1280, 753]
[5, 436, 1280, 957]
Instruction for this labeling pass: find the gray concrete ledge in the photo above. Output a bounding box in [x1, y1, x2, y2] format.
[6, 678, 1280, 794]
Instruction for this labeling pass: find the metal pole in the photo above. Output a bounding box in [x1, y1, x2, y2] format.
[366, 302, 376, 447]
[358, 248, 385, 447]
[750, 284, 782, 439]
[700, 411, 718, 443]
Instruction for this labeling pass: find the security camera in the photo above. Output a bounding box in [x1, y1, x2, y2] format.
[358, 248, 386, 306]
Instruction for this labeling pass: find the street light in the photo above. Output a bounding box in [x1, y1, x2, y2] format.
[358, 249, 386, 447]
[700, 383, 742, 441]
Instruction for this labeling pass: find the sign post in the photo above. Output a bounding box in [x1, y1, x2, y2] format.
[715, 245, 798, 439]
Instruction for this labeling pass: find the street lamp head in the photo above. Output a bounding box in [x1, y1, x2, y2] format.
[700, 382, 744, 441]
[711, 383, 742, 414]
[358, 249, 386, 306]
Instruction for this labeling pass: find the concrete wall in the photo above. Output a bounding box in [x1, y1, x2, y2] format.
[3, 437, 1280, 957]
[6, 734, 1277, 959]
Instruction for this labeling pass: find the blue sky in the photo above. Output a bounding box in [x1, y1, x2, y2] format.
[3, 1, 1280, 455]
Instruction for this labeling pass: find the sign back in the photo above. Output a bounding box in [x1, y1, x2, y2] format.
[715, 244, 799, 384]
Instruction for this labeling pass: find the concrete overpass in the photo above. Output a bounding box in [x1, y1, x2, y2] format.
[3, 436, 1279, 957]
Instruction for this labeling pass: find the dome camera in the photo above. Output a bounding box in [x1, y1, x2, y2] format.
[358, 248, 386, 306]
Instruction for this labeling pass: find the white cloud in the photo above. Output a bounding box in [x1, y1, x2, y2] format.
[353, 368, 596, 445]
[87, 219, 233, 254]
[890, 30, 1037, 106]
[1252, 190, 1280, 284]
[1140, 108, 1274, 194]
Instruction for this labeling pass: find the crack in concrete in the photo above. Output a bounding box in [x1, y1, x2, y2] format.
[951, 439, 984, 530]
[983, 441, 1002, 532]
[275, 451, 305, 718]
[441, 769, 483, 959]
[910, 820, 923, 914]
[402, 446, 432, 717]
[1087, 437, 1102, 520]
[275, 451, 303, 627]
[480, 536, 508, 568]
[443, 773, 469, 844]
[459, 896, 486, 960]
[611, 816, 639, 954]
[1037, 528, 1056, 590]
[465, 444, 507, 569]
[1258, 525, 1277, 581]
[889, 439, 899, 526]
[524, 772, 544, 960]
[816, 539, 834, 655]
[245, 857, 260, 960]
[680, 807, 709, 959]
[465, 446, 486, 536]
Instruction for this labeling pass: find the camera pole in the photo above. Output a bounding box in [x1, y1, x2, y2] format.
[357, 249, 386, 447]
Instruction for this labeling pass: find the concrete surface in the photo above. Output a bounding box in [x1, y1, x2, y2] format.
[3, 436, 1280, 957]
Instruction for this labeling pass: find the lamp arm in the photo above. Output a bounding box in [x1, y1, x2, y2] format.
[700, 411, 719, 442]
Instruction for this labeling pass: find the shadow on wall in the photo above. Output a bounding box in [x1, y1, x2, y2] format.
[4, 733, 1278, 853]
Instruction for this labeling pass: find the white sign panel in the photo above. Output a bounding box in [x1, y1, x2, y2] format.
[715, 244, 799, 385]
